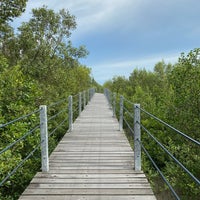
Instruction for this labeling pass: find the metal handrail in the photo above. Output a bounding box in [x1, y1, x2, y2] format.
[0, 141, 41, 187]
[0, 109, 40, 128]
[48, 108, 67, 122]
[139, 140, 180, 200]
[123, 105, 134, 119]
[0, 124, 40, 155]
[49, 117, 68, 137]
[139, 107, 200, 146]
[0, 88, 95, 187]
[104, 89, 200, 199]
[140, 123, 200, 185]
[48, 98, 67, 108]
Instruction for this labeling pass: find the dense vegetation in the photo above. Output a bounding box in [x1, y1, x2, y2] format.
[104, 49, 200, 199]
[0, 2, 99, 199]
[0, 1, 199, 200]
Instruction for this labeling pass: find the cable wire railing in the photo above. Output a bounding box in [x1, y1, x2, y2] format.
[139, 106, 200, 146]
[0, 88, 95, 189]
[0, 113, 41, 187]
[104, 88, 200, 200]
[0, 108, 41, 128]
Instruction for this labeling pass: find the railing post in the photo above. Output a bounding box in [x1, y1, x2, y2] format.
[119, 96, 124, 131]
[134, 104, 141, 171]
[68, 95, 73, 131]
[107, 90, 112, 109]
[87, 89, 90, 103]
[83, 91, 86, 108]
[105, 89, 109, 102]
[104, 88, 106, 96]
[92, 88, 95, 98]
[89, 89, 91, 101]
[113, 93, 116, 117]
[79, 92, 82, 116]
[39, 105, 49, 172]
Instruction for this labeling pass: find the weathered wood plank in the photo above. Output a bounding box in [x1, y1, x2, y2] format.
[35, 172, 147, 178]
[28, 183, 151, 189]
[19, 195, 156, 200]
[46, 169, 142, 174]
[30, 178, 149, 184]
[22, 188, 154, 195]
[19, 93, 156, 200]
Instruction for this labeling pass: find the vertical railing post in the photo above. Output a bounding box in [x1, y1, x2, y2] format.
[119, 95, 124, 131]
[86, 90, 89, 104]
[105, 89, 109, 102]
[79, 92, 82, 116]
[107, 90, 112, 109]
[109, 91, 111, 108]
[104, 88, 106, 97]
[87, 89, 90, 103]
[92, 88, 95, 98]
[93, 88, 95, 96]
[68, 95, 73, 131]
[134, 104, 141, 171]
[89, 89, 91, 101]
[39, 105, 49, 172]
[83, 91, 86, 108]
[113, 93, 116, 117]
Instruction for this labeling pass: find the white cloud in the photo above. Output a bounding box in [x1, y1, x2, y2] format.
[12, 0, 136, 35]
[10, 0, 200, 85]
[70, 0, 137, 38]
[91, 52, 180, 84]
[94, 52, 179, 70]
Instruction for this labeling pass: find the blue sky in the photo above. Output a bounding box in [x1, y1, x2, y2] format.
[11, 0, 200, 84]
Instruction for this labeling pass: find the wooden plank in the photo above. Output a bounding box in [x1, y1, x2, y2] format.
[19, 195, 156, 200]
[19, 93, 156, 200]
[48, 166, 134, 170]
[30, 178, 148, 184]
[22, 188, 154, 195]
[28, 183, 151, 189]
[46, 169, 142, 174]
[49, 156, 134, 159]
[35, 173, 147, 178]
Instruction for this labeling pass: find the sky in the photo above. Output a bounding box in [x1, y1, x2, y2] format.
[11, 0, 200, 84]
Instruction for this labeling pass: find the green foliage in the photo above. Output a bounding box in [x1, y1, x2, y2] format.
[0, 5, 93, 200]
[0, 0, 27, 25]
[0, 55, 42, 199]
[105, 49, 200, 199]
[169, 48, 200, 138]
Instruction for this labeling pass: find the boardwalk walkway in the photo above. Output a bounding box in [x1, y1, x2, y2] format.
[19, 93, 156, 200]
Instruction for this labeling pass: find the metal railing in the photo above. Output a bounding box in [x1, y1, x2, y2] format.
[0, 109, 41, 187]
[0, 88, 95, 187]
[104, 88, 200, 200]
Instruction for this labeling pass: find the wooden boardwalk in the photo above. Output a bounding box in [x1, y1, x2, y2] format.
[19, 93, 156, 200]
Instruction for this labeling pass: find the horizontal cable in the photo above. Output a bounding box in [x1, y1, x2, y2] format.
[0, 124, 40, 155]
[48, 108, 67, 122]
[139, 107, 200, 146]
[0, 109, 40, 129]
[49, 118, 68, 137]
[72, 93, 79, 98]
[140, 123, 200, 186]
[0, 142, 41, 187]
[81, 95, 84, 100]
[48, 98, 67, 108]
[140, 140, 180, 200]
[123, 117, 134, 134]
[73, 99, 79, 105]
[123, 106, 134, 119]
[123, 97, 134, 106]
[73, 107, 79, 114]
